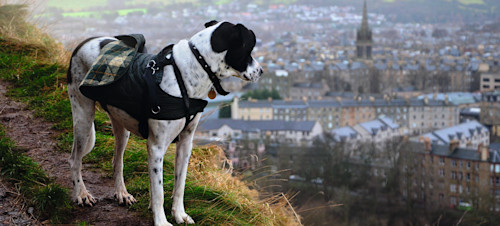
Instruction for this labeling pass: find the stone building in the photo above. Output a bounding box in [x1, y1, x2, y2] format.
[400, 140, 500, 211]
[418, 120, 489, 149]
[480, 91, 500, 136]
[232, 97, 458, 134]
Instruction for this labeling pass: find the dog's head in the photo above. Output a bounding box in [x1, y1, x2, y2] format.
[190, 20, 262, 83]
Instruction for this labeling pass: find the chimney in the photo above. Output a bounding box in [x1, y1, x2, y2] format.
[478, 143, 489, 161]
[231, 96, 239, 119]
[424, 137, 431, 152]
[449, 139, 459, 154]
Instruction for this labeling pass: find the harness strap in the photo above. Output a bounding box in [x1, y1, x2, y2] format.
[170, 57, 193, 129]
[188, 41, 230, 96]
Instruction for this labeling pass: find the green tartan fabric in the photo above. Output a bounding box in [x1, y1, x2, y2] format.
[80, 34, 145, 87]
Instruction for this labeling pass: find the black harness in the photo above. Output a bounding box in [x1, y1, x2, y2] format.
[139, 41, 230, 137]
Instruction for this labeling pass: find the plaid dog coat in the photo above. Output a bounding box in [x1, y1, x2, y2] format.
[79, 35, 207, 138]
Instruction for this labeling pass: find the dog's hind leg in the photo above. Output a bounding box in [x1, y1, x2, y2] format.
[172, 114, 201, 225]
[109, 117, 137, 205]
[68, 93, 97, 206]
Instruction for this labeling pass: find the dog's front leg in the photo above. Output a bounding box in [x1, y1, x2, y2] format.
[148, 145, 171, 226]
[147, 120, 181, 226]
[147, 140, 172, 226]
[172, 114, 201, 224]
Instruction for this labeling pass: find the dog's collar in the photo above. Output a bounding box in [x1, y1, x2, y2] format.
[188, 41, 230, 96]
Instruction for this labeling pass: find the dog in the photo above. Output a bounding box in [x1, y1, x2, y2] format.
[67, 20, 262, 226]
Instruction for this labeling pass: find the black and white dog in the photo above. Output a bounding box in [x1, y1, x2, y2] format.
[67, 21, 262, 225]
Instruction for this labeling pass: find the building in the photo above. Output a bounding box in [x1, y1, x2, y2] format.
[355, 0, 373, 60]
[480, 73, 500, 92]
[289, 81, 330, 100]
[417, 120, 489, 149]
[331, 116, 404, 155]
[196, 119, 323, 145]
[400, 140, 500, 211]
[407, 96, 460, 134]
[233, 96, 459, 134]
[480, 91, 500, 136]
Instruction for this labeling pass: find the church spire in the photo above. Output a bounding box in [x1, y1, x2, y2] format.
[361, 0, 369, 31]
[356, 0, 373, 60]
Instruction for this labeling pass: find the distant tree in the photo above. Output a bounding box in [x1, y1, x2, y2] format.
[218, 101, 231, 118]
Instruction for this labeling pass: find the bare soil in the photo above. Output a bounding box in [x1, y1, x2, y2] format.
[0, 80, 152, 225]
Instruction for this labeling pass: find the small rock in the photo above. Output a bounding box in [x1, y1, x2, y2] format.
[27, 207, 34, 215]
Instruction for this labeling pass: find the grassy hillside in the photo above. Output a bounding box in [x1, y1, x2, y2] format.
[0, 4, 299, 225]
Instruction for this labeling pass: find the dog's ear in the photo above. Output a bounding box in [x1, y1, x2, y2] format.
[204, 20, 219, 28]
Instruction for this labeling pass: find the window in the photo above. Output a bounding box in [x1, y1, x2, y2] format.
[450, 184, 456, 193]
[450, 196, 457, 205]
[451, 160, 457, 167]
[467, 161, 471, 169]
[483, 78, 491, 82]
[466, 173, 471, 182]
[451, 171, 457, 179]
[439, 157, 445, 165]
[439, 169, 445, 177]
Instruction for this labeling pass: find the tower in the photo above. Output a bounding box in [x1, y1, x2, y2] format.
[356, 0, 373, 60]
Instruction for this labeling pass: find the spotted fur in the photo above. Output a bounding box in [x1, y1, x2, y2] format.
[67, 21, 262, 226]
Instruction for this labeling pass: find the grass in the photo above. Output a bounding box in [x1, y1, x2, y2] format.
[0, 126, 72, 222]
[0, 3, 299, 225]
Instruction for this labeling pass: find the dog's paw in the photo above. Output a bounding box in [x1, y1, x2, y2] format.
[75, 190, 97, 207]
[173, 210, 195, 224]
[153, 216, 173, 226]
[114, 192, 137, 206]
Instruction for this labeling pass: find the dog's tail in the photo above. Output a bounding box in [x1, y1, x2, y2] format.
[66, 36, 106, 84]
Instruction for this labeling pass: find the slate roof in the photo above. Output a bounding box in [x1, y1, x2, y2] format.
[417, 92, 478, 105]
[421, 120, 487, 144]
[239, 98, 454, 109]
[430, 144, 481, 161]
[198, 119, 318, 132]
[331, 126, 358, 141]
[408, 142, 491, 161]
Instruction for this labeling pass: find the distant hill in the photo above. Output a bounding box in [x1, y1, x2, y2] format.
[44, 0, 499, 23]
[295, 0, 499, 23]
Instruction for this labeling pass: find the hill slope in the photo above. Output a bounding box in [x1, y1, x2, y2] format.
[0, 3, 299, 225]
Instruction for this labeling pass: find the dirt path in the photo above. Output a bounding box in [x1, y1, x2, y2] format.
[0, 80, 151, 225]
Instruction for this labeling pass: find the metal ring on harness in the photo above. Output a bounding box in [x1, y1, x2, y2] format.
[147, 60, 159, 74]
[151, 106, 161, 114]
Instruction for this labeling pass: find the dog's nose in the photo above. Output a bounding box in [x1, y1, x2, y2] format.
[258, 68, 263, 76]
